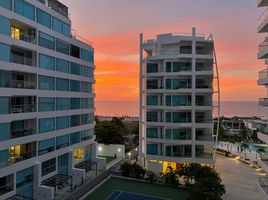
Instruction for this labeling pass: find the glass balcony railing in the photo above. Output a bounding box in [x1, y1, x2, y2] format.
[10, 79, 36, 89]
[11, 104, 36, 114]
[11, 128, 36, 139]
[259, 69, 268, 80]
[9, 151, 36, 164]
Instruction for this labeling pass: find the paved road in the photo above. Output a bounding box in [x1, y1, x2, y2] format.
[215, 154, 267, 200]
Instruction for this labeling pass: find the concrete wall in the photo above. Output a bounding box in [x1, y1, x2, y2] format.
[147, 161, 163, 173]
[97, 144, 125, 159]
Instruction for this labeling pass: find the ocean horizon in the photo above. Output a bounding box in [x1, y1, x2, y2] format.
[95, 101, 268, 118]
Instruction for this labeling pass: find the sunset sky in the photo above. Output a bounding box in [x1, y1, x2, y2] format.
[63, 0, 265, 114]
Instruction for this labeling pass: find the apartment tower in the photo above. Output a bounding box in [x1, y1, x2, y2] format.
[0, 0, 96, 199]
[257, 0, 268, 197]
[139, 28, 219, 172]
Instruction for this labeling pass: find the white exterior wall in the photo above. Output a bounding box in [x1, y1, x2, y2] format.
[97, 144, 125, 159]
[140, 28, 214, 173]
[0, 1, 96, 199]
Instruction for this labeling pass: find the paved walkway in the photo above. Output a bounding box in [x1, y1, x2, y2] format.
[215, 154, 267, 200]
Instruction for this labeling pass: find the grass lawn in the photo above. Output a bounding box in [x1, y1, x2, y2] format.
[98, 156, 116, 164]
[85, 177, 189, 200]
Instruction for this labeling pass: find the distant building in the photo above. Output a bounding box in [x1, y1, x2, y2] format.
[139, 28, 219, 172]
[257, 0, 268, 197]
[0, 0, 98, 199]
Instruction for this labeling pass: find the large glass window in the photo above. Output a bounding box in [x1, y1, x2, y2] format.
[146, 128, 157, 138]
[41, 158, 56, 176]
[0, 15, 10, 36]
[81, 82, 91, 93]
[39, 54, 55, 70]
[16, 167, 33, 198]
[147, 144, 158, 155]
[37, 8, 51, 28]
[56, 78, 69, 91]
[0, 0, 12, 10]
[81, 129, 94, 141]
[81, 98, 93, 109]
[0, 97, 10, 114]
[70, 98, 80, 110]
[81, 49, 94, 62]
[0, 123, 10, 141]
[56, 58, 69, 73]
[70, 132, 80, 145]
[81, 65, 92, 77]
[70, 115, 80, 127]
[39, 117, 55, 133]
[15, 0, 35, 21]
[70, 80, 80, 92]
[39, 75, 55, 90]
[0, 150, 9, 168]
[56, 39, 69, 55]
[38, 138, 55, 155]
[0, 43, 10, 62]
[81, 114, 91, 125]
[56, 116, 69, 130]
[39, 32, 55, 50]
[56, 98, 69, 110]
[0, 70, 11, 88]
[58, 153, 68, 175]
[147, 111, 158, 122]
[70, 62, 80, 75]
[52, 17, 70, 36]
[39, 97, 55, 112]
[62, 23, 71, 36]
[56, 135, 69, 149]
[147, 96, 158, 106]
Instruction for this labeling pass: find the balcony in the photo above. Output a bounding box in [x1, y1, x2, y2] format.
[258, 69, 268, 85]
[258, 0, 268, 7]
[259, 98, 268, 106]
[0, 174, 13, 196]
[196, 130, 212, 141]
[11, 119, 36, 139]
[195, 112, 212, 124]
[196, 78, 213, 89]
[258, 9, 268, 33]
[8, 142, 36, 165]
[258, 40, 268, 59]
[11, 20, 37, 44]
[11, 47, 37, 67]
[11, 96, 36, 114]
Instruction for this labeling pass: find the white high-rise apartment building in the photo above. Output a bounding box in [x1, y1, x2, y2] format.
[257, 0, 268, 196]
[139, 28, 219, 172]
[0, 0, 97, 199]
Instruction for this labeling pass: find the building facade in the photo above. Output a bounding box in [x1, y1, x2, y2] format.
[139, 28, 217, 172]
[257, 0, 268, 196]
[0, 0, 96, 199]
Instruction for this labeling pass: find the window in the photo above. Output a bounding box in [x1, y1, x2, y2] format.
[39, 32, 55, 50]
[70, 98, 80, 110]
[70, 44, 80, 58]
[147, 111, 158, 122]
[0, 70, 11, 88]
[81, 129, 93, 141]
[70, 62, 80, 75]
[16, 167, 33, 198]
[56, 39, 69, 55]
[166, 112, 172, 123]
[70, 115, 80, 127]
[52, 17, 70, 36]
[81, 82, 91, 93]
[0, 150, 9, 168]
[0, 15, 10, 36]
[38, 138, 55, 155]
[39, 97, 55, 112]
[0, 0, 12, 10]
[81, 114, 91, 125]
[56, 98, 69, 110]
[70, 132, 80, 145]
[58, 153, 68, 175]
[56, 78, 69, 91]
[81, 65, 91, 77]
[0, 123, 10, 141]
[15, 0, 35, 20]
[147, 63, 158, 73]
[166, 62, 172, 72]
[56, 116, 69, 130]
[81, 49, 94, 62]
[147, 144, 158, 155]
[0, 43, 10, 62]
[81, 98, 93, 109]
[70, 80, 80, 92]
[39, 75, 55, 90]
[39, 117, 55, 133]
[147, 80, 158, 89]
[56, 58, 69, 73]
[56, 135, 69, 149]
[42, 158, 56, 176]
[39, 54, 55, 70]
[0, 97, 10, 114]
[37, 8, 51, 28]
[146, 128, 157, 138]
[147, 96, 158, 106]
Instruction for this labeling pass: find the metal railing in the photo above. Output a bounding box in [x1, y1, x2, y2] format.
[11, 104, 36, 113]
[259, 69, 268, 80]
[0, 183, 13, 196]
[11, 128, 36, 138]
[10, 80, 36, 89]
[11, 54, 36, 66]
[9, 151, 35, 164]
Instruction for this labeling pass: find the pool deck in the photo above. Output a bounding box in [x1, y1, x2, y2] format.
[215, 154, 267, 200]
